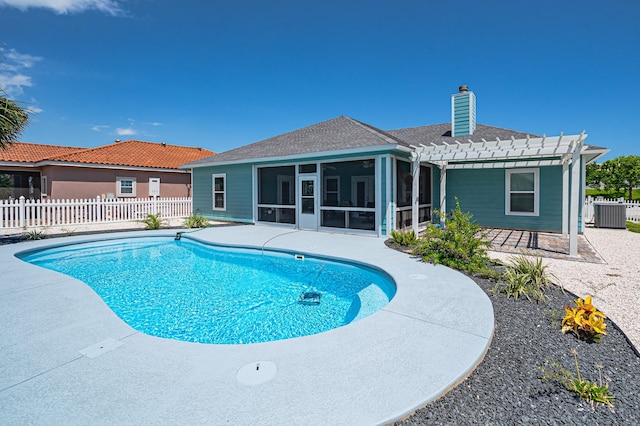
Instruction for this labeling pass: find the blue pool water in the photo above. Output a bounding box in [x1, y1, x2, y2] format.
[19, 237, 396, 344]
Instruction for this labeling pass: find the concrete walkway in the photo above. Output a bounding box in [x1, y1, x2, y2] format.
[0, 225, 494, 425]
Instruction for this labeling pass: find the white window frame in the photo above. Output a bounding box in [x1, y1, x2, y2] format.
[40, 175, 47, 196]
[212, 173, 226, 211]
[505, 168, 539, 216]
[117, 177, 136, 197]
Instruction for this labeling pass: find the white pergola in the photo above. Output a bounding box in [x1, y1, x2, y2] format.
[409, 132, 588, 256]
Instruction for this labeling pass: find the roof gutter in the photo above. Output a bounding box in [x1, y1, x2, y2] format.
[35, 161, 190, 173]
[0, 161, 38, 168]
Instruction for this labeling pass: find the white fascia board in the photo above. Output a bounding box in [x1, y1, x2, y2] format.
[35, 161, 189, 173]
[582, 148, 609, 164]
[183, 144, 410, 169]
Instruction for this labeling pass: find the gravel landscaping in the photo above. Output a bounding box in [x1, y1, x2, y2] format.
[397, 276, 640, 425]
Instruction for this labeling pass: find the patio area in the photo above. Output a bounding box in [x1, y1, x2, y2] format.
[485, 228, 604, 263]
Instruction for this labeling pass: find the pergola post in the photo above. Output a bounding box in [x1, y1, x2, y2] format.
[569, 143, 583, 256]
[412, 158, 420, 234]
[440, 164, 447, 227]
[562, 161, 569, 237]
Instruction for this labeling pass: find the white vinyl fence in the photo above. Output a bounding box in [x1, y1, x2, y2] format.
[0, 196, 192, 230]
[583, 196, 640, 224]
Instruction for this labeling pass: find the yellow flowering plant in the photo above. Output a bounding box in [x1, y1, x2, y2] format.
[562, 296, 607, 342]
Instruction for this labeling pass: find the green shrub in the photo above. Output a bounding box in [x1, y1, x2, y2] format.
[26, 230, 43, 240]
[390, 229, 418, 246]
[586, 188, 640, 201]
[492, 254, 554, 302]
[183, 214, 211, 229]
[412, 199, 498, 279]
[139, 213, 166, 230]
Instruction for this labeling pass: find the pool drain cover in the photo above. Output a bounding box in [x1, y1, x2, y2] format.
[299, 291, 321, 305]
[237, 361, 277, 386]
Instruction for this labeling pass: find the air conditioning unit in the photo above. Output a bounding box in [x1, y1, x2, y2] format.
[594, 203, 626, 229]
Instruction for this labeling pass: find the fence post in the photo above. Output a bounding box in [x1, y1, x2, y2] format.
[19, 196, 26, 228]
[96, 196, 101, 222]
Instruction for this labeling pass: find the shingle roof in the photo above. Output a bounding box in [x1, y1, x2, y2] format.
[386, 123, 540, 146]
[0, 142, 86, 163]
[184, 117, 603, 168]
[1, 140, 215, 169]
[184, 116, 410, 166]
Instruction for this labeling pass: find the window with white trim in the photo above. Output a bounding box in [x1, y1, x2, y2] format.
[117, 177, 136, 197]
[40, 176, 47, 196]
[212, 173, 226, 210]
[506, 168, 539, 216]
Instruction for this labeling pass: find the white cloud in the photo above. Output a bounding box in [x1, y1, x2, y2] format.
[26, 105, 43, 113]
[116, 127, 137, 136]
[0, 0, 124, 15]
[91, 125, 109, 132]
[4, 50, 42, 69]
[0, 48, 42, 97]
[0, 73, 33, 96]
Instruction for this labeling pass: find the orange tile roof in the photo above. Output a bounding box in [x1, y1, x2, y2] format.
[1, 140, 216, 169]
[0, 142, 86, 162]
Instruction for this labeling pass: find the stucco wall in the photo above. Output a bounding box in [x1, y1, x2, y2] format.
[40, 166, 192, 199]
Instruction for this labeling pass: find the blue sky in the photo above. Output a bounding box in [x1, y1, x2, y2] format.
[1, 0, 638, 161]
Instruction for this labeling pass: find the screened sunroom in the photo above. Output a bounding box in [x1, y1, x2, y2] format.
[255, 158, 378, 232]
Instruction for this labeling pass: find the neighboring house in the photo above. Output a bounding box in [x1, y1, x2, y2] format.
[0, 140, 215, 200]
[182, 86, 607, 254]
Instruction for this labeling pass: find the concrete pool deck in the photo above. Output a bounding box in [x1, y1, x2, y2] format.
[0, 225, 494, 425]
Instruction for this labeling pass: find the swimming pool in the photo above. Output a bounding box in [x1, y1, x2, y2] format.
[19, 237, 396, 344]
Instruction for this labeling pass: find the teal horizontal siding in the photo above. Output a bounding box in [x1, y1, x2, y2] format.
[192, 164, 254, 222]
[454, 97, 470, 107]
[445, 166, 564, 232]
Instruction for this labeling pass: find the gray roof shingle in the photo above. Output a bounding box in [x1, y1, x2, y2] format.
[185, 116, 409, 167]
[386, 123, 539, 146]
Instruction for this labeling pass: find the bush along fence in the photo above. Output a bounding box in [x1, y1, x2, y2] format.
[0, 196, 192, 229]
[583, 196, 640, 224]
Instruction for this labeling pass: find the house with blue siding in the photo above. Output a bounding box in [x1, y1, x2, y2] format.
[182, 86, 607, 255]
